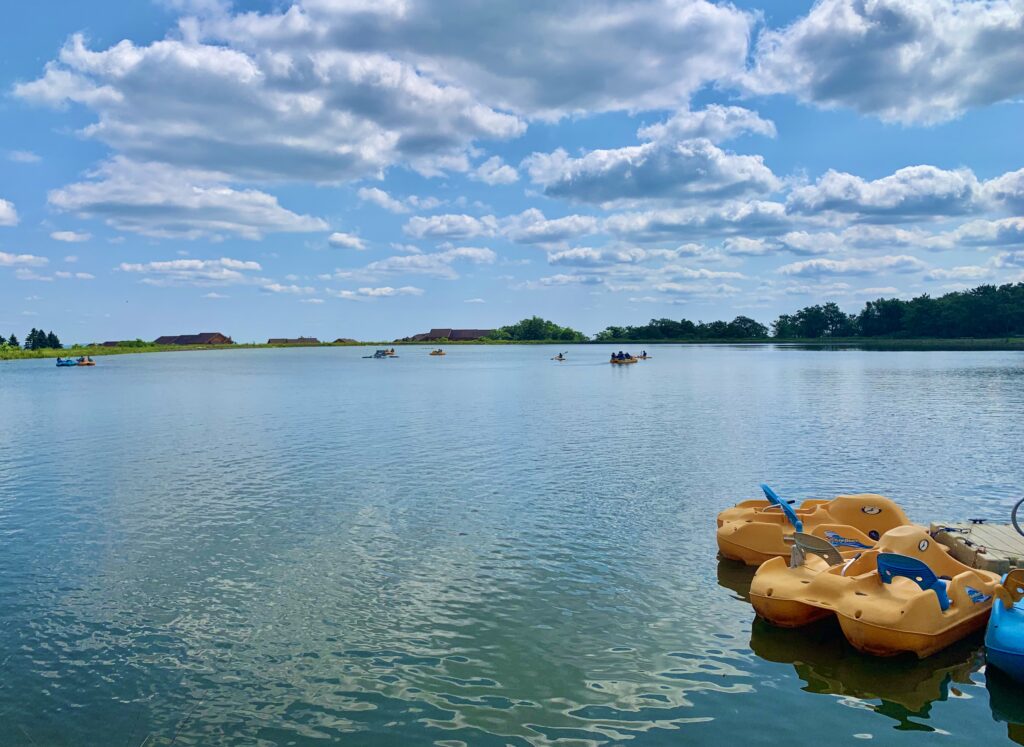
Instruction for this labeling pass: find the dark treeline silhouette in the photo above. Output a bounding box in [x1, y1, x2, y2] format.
[20, 328, 62, 350]
[774, 283, 1024, 338]
[594, 316, 769, 341]
[595, 283, 1024, 341]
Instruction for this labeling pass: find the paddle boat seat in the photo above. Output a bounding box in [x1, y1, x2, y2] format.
[790, 531, 844, 569]
[717, 483, 912, 566]
[986, 569, 1024, 683]
[877, 553, 951, 611]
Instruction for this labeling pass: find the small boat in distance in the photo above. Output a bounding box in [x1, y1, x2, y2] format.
[364, 349, 397, 359]
[77, 356, 96, 366]
[56, 357, 77, 367]
[429, 349, 446, 356]
[610, 352, 638, 364]
[552, 352, 567, 361]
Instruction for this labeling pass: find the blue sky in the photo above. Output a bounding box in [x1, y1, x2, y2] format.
[2, 0, 1024, 342]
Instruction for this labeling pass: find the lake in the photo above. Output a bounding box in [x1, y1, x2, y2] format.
[1, 344, 1023, 746]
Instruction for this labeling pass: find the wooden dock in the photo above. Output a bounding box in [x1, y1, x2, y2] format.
[930, 523, 1024, 574]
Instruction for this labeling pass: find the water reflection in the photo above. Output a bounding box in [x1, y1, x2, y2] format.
[987, 667, 1024, 745]
[4, 347, 1024, 745]
[715, 557, 755, 602]
[750, 618, 983, 730]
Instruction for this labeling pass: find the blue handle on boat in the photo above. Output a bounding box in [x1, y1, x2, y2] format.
[760, 483, 803, 532]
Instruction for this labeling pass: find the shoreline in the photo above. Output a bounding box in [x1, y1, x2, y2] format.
[4, 337, 1024, 361]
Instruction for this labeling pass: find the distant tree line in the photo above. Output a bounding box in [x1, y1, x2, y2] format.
[594, 283, 1024, 342]
[773, 283, 1024, 339]
[0, 329, 62, 350]
[487, 316, 588, 342]
[594, 316, 768, 342]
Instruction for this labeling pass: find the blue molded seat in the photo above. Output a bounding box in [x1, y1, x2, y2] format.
[876, 553, 951, 611]
[760, 484, 803, 532]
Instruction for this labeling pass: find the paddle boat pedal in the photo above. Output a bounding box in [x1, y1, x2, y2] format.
[986, 570, 1024, 683]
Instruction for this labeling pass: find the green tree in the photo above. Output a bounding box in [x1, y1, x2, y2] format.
[858, 297, 905, 337]
[820, 303, 857, 337]
[8, 333, 19, 348]
[696, 320, 730, 338]
[726, 316, 770, 339]
[489, 316, 586, 342]
[792, 305, 828, 337]
[46, 331, 62, 349]
[771, 314, 797, 338]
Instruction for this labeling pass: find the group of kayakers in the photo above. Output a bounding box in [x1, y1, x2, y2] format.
[611, 350, 645, 360]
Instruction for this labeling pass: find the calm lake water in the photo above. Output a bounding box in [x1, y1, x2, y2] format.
[2, 344, 1024, 746]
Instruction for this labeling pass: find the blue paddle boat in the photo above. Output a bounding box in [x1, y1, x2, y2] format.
[986, 569, 1024, 683]
[55, 358, 77, 367]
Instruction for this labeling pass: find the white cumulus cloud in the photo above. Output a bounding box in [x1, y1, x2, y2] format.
[50, 230, 91, 243]
[745, 0, 1024, 125]
[0, 199, 18, 226]
[365, 246, 496, 279]
[637, 105, 776, 143]
[0, 251, 48, 267]
[473, 156, 518, 185]
[328, 231, 366, 250]
[787, 165, 983, 220]
[118, 256, 262, 286]
[49, 158, 327, 239]
[524, 138, 780, 206]
[327, 285, 424, 300]
[777, 255, 928, 277]
[404, 213, 497, 240]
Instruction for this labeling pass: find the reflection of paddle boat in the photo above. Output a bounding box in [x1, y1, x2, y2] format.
[986, 570, 1024, 683]
[716, 557, 755, 602]
[717, 484, 912, 566]
[750, 616, 982, 721]
[987, 665, 1024, 746]
[751, 525, 1000, 658]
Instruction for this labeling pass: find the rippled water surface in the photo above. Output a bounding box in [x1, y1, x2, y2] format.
[2, 345, 1024, 746]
